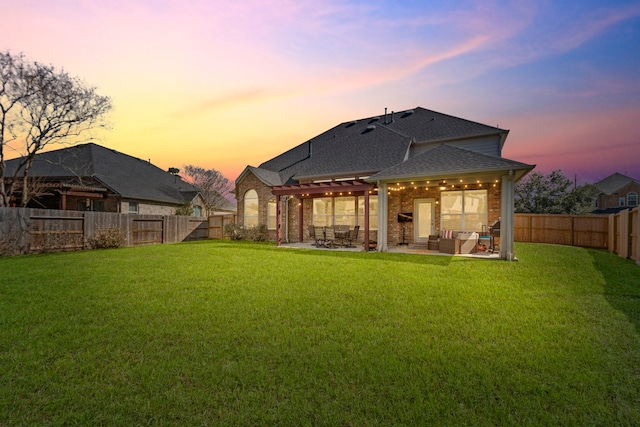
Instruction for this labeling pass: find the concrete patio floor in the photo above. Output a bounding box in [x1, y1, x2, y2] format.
[277, 241, 502, 259]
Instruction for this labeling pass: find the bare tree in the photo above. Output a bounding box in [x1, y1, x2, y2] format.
[0, 51, 112, 207]
[182, 165, 234, 215]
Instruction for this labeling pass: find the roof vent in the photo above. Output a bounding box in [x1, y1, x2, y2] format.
[369, 116, 380, 124]
[346, 120, 357, 128]
[362, 124, 376, 134]
[401, 109, 414, 118]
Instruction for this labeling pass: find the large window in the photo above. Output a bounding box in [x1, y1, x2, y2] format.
[358, 195, 378, 230]
[628, 192, 638, 207]
[312, 195, 378, 229]
[441, 189, 487, 231]
[334, 196, 356, 227]
[313, 197, 333, 227]
[244, 189, 259, 227]
[268, 197, 277, 230]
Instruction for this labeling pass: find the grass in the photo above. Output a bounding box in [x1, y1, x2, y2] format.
[1, 241, 639, 426]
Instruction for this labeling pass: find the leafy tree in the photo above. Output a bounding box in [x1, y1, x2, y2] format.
[515, 170, 598, 214]
[0, 51, 112, 207]
[181, 165, 234, 215]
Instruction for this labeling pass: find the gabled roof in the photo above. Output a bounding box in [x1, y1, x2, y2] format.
[252, 107, 510, 183]
[5, 143, 197, 205]
[594, 173, 640, 195]
[368, 144, 534, 182]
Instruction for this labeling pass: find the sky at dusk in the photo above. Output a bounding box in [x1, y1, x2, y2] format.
[2, 0, 639, 184]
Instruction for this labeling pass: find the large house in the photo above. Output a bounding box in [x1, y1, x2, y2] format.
[592, 173, 640, 214]
[4, 143, 206, 216]
[236, 107, 535, 260]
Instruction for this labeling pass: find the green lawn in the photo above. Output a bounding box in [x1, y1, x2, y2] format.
[1, 241, 639, 426]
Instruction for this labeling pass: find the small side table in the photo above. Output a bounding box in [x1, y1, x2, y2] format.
[427, 239, 439, 250]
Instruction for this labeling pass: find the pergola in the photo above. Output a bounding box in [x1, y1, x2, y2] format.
[271, 179, 375, 251]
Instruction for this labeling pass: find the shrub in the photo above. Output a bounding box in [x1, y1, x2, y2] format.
[245, 224, 268, 241]
[88, 228, 126, 249]
[224, 223, 244, 240]
[223, 224, 268, 241]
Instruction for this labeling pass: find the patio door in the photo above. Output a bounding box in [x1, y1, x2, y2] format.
[414, 198, 435, 244]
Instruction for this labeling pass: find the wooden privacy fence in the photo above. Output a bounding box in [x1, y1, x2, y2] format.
[515, 209, 640, 265]
[514, 214, 609, 248]
[0, 207, 235, 255]
[609, 207, 639, 263]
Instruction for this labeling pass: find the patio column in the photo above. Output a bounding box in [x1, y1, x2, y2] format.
[276, 195, 282, 247]
[500, 171, 515, 261]
[363, 189, 370, 252]
[378, 182, 388, 252]
[298, 196, 304, 242]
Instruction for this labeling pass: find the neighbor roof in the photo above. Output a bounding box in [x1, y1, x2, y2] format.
[5, 143, 197, 205]
[594, 173, 640, 195]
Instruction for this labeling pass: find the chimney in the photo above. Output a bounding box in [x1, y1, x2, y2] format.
[384, 107, 388, 124]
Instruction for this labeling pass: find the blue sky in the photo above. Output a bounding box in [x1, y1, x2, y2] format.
[2, 0, 639, 183]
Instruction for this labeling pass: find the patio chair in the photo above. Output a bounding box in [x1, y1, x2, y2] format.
[308, 224, 317, 246]
[345, 225, 360, 247]
[324, 226, 337, 248]
[313, 226, 326, 247]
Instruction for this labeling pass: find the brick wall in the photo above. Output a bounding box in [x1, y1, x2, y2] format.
[598, 182, 640, 210]
[236, 171, 502, 246]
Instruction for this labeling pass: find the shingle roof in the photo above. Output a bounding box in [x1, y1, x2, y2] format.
[368, 144, 534, 182]
[254, 107, 510, 182]
[5, 143, 197, 205]
[594, 173, 640, 195]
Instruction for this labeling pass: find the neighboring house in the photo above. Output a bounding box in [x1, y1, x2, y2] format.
[236, 107, 535, 260]
[592, 173, 640, 214]
[3, 143, 206, 216]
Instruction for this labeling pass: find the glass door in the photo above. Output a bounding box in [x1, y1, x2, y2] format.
[414, 198, 435, 244]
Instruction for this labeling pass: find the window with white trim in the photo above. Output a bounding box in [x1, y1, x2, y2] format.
[441, 189, 487, 231]
[312, 197, 333, 227]
[358, 195, 378, 230]
[268, 198, 277, 230]
[244, 189, 259, 227]
[619, 197, 626, 207]
[628, 192, 638, 207]
[128, 202, 139, 214]
[334, 196, 356, 227]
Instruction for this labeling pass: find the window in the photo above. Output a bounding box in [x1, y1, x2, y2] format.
[358, 195, 378, 230]
[244, 189, 259, 227]
[628, 192, 638, 207]
[441, 189, 487, 231]
[128, 202, 139, 214]
[192, 205, 202, 216]
[77, 199, 104, 212]
[268, 198, 277, 230]
[335, 196, 356, 227]
[619, 197, 626, 207]
[312, 195, 378, 229]
[312, 197, 333, 227]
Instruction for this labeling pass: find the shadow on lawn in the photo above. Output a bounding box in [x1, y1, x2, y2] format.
[590, 248, 640, 335]
[279, 246, 461, 267]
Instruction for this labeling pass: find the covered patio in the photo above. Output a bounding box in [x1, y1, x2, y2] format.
[271, 179, 376, 251]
